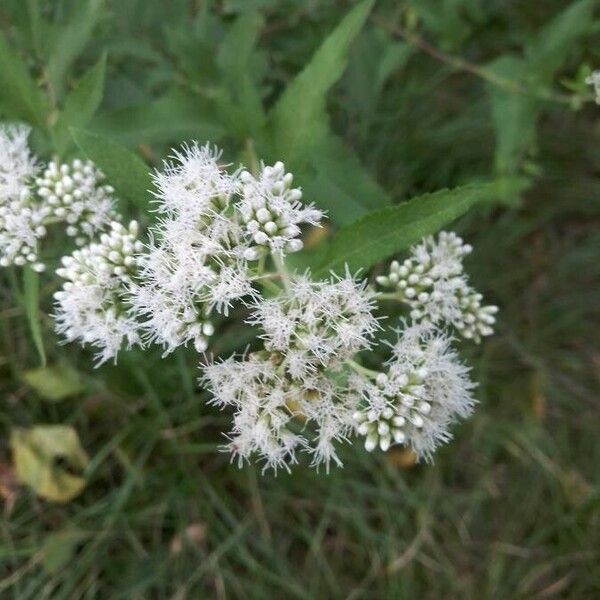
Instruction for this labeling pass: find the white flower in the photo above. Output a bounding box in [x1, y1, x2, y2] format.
[35, 159, 117, 246]
[54, 221, 143, 364]
[586, 70, 600, 105]
[0, 124, 37, 200]
[238, 161, 322, 260]
[0, 124, 46, 271]
[377, 231, 498, 342]
[248, 271, 379, 379]
[202, 354, 305, 473]
[352, 322, 476, 460]
[152, 142, 238, 218]
[298, 377, 357, 471]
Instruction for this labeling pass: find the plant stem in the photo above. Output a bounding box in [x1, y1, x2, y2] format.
[377, 292, 404, 302]
[272, 253, 291, 292]
[346, 359, 379, 379]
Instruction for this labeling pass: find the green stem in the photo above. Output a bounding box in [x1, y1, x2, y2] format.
[346, 359, 379, 380]
[377, 292, 405, 302]
[272, 253, 291, 293]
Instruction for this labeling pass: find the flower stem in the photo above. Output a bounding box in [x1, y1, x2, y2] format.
[272, 252, 291, 292]
[346, 359, 380, 379]
[377, 292, 404, 302]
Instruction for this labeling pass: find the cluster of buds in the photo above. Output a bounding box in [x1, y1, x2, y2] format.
[239, 161, 322, 260]
[0, 124, 119, 271]
[54, 221, 143, 364]
[377, 231, 498, 342]
[352, 323, 476, 460]
[0, 189, 48, 271]
[35, 159, 117, 245]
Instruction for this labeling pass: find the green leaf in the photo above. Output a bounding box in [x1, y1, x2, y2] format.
[55, 53, 106, 155]
[22, 364, 84, 402]
[487, 56, 537, 204]
[216, 12, 266, 138]
[302, 134, 389, 224]
[70, 128, 152, 212]
[526, 0, 594, 84]
[91, 89, 225, 146]
[267, 0, 374, 165]
[47, 0, 105, 98]
[22, 267, 46, 367]
[10, 425, 89, 503]
[316, 183, 496, 275]
[25, 0, 43, 58]
[41, 529, 90, 574]
[0, 34, 48, 128]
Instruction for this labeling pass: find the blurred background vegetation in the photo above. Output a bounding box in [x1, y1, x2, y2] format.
[0, 0, 599, 597]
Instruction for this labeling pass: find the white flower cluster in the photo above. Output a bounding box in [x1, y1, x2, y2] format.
[204, 273, 378, 472]
[130, 144, 322, 356]
[54, 221, 143, 364]
[586, 70, 600, 105]
[0, 123, 118, 271]
[239, 161, 322, 259]
[376, 231, 498, 342]
[35, 159, 117, 246]
[47, 139, 496, 473]
[351, 323, 475, 460]
[0, 124, 45, 271]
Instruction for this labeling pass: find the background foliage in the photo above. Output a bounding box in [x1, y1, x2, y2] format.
[0, 0, 599, 597]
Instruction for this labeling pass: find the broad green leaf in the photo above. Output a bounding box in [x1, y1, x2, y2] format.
[41, 529, 90, 574]
[267, 0, 374, 165]
[47, 0, 105, 98]
[22, 364, 84, 402]
[316, 183, 496, 275]
[526, 0, 594, 84]
[91, 89, 225, 146]
[302, 134, 389, 224]
[55, 54, 106, 155]
[22, 267, 46, 367]
[71, 128, 152, 211]
[0, 34, 48, 128]
[10, 425, 89, 503]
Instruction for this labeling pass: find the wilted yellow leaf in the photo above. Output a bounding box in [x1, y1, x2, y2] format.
[10, 425, 89, 503]
[22, 364, 84, 402]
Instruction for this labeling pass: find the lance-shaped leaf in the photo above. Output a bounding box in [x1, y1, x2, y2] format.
[55, 53, 107, 155]
[0, 34, 48, 128]
[71, 128, 152, 212]
[316, 183, 498, 275]
[267, 0, 375, 166]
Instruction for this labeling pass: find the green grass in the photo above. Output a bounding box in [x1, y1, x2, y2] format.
[1, 0, 599, 598]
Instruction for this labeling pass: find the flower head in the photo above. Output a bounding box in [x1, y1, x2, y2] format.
[35, 159, 118, 246]
[248, 271, 379, 380]
[0, 124, 46, 271]
[377, 231, 498, 342]
[353, 322, 476, 460]
[54, 220, 143, 364]
[152, 143, 238, 218]
[238, 161, 322, 260]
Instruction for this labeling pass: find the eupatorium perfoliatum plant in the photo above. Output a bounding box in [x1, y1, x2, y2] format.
[1, 124, 498, 473]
